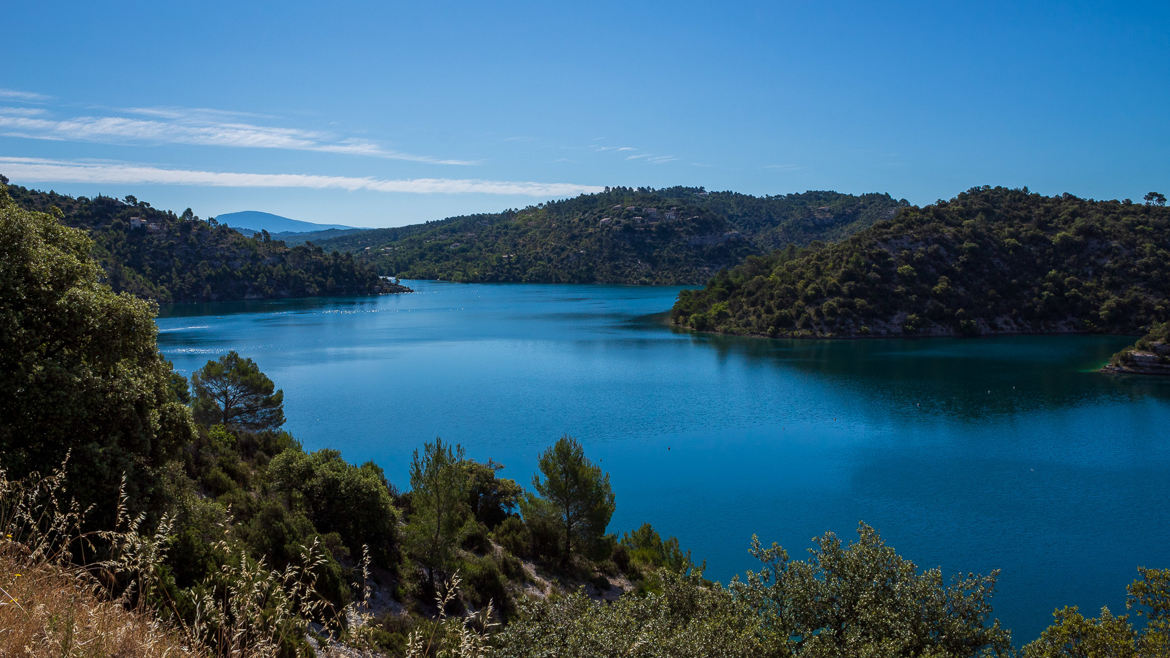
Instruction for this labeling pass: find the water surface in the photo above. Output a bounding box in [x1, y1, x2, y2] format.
[157, 280, 1170, 642]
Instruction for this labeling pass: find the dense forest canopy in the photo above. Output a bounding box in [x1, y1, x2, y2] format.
[4, 180, 396, 303]
[316, 186, 907, 284]
[673, 186, 1170, 339]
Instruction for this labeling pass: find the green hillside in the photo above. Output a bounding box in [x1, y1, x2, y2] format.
[316, 186, 906, 284]
[672, 186, 1170, 338]
[5, 181, 399, 303]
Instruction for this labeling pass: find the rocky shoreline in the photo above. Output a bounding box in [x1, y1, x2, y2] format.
[1103, 340, 1170, 376]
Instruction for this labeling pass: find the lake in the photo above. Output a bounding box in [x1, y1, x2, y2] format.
[156, 280, 1170, 642]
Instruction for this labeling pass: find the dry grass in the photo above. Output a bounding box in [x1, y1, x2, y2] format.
[0, 546, 200, 657]
[0, 461, 385, 657]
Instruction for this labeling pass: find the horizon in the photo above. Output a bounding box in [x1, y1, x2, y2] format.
[2, 1, 1168, 228]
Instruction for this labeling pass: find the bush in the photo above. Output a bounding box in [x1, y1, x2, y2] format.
[461, 518, 491, 553]
[492, 516, 531, 559]
[460, 555, 508, 613]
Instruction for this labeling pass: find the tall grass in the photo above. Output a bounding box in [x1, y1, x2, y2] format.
[0, 460, 391, 657]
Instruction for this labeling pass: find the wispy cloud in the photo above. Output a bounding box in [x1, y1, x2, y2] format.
[0, 106, 47, 117]
[118, 105, 277, 121]
[0, 157, 603, 197]
[625, 153, 677, 164]
[0, 100, 476, 165]
[591, 142, 676, 164]
[0, 88, 50, 102]
[763, 163, 802, 171]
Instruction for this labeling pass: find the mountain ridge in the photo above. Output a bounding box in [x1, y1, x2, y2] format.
[215, 210, 356, 234]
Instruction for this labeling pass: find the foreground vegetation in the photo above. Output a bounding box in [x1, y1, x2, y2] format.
[673, 187, 1170, 339]
[316, 186, 906, 284]
[3, 182, 1169, 656]
[4, 178, 399, 303]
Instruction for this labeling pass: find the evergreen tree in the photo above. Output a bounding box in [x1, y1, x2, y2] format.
[530, 434, 615, 567]
[191, 351, 285, 432]
[404, 438, 469, 590]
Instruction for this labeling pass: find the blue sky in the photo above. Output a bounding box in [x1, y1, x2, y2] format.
[2, 1, 1168, 228]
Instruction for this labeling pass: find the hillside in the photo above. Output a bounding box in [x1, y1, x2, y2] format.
[316, 186, 906, 284]
[273, 226, 366, 245]
[215, 209, 356, 234]
[4, 182, 399, 303]
[672, 186, 1170, 338]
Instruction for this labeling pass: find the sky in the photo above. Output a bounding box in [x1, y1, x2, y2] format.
[2, 0, 1168, 228]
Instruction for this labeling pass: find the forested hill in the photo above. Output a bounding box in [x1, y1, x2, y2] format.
[4, 182, 398, 303]
[315, 187, 907, 284]
[672, 186, 1170, 338]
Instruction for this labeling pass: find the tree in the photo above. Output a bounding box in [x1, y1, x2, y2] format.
[1023, 567, 1170, 656]
[404, 438, 469, 590]
[464, 459, 523, 529]
[530, 435, 615, 567]
[268, 448, 401, 563]
[732, 522, 1012, 656]
[191, 351, 285, 431]
[1144, 191, 1166, 207]
[0, 183, 192, 522]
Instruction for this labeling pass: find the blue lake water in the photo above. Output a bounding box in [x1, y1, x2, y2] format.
[156, 280, 1170, 643]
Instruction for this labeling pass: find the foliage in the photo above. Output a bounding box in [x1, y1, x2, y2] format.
[191, 351, 286, 432]
[1022, 567, 1170, 656]
[5, 183, 396, 303]
[620, 523, 696, 591]
[405, 439, 471, 590]
[529, 435, 615, 567]
[315, 186, 906, 285]
[465, 459, 524, 530]
[0, 183, 193, 525]
[1108, 321, 1170, 371]
[731, 522, 1012, 657]
[495, 570, 774, 657]
[673, 186, 1170, 338]
[268, 448, 400, 564]
[404, 572, 497, 658]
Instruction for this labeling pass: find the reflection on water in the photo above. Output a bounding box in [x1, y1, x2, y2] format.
[157, 280, 1170, 642]
[691, 332, 1168, 420]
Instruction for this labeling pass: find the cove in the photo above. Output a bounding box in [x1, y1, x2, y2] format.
[156, 280, 1170, 642]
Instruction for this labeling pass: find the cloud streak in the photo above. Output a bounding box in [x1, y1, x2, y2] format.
[0, 99, 476, 165]
[591, 143, 676, 164]
[0, 88, 50, 102]
[0, 157, 603, 197]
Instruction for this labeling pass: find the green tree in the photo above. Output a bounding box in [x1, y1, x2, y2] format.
[732, 522, 1012, 656]
[1144, 191, 1166, 207]
[191, 351, 285, 431]
[464, 459, 523, 529]
[404, 438, 469, 590]
[268, 448, 401, 563]
[1022, 607, 1138, 657]
[1023, 567, 1170, 656]
[530, 435, 615, 567]
[0, 183, 192, 521]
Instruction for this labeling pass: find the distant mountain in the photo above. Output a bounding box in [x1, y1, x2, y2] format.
[672, 186, 1170, 338]
[215, 210, 356, 234]
[315, 186, 907, 285]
